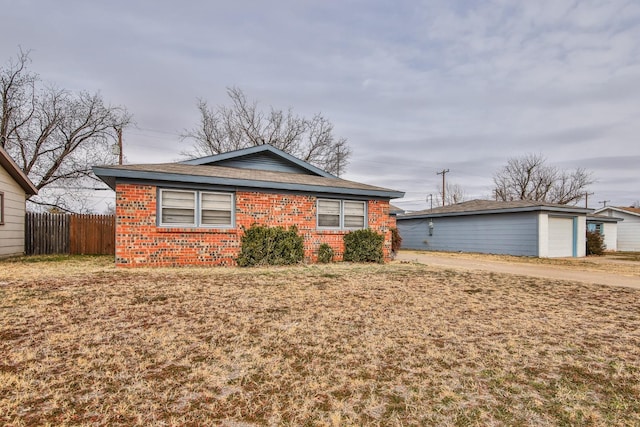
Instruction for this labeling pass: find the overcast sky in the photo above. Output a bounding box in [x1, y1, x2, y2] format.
[3, 0, 639, 211]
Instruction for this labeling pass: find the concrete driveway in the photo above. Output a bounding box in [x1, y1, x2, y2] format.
[395, 250, 640, 290]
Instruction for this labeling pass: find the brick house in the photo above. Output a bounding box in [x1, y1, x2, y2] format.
[93, 145, 404, 267]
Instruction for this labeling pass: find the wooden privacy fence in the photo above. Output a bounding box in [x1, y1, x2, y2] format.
[25, 213, 115, 255]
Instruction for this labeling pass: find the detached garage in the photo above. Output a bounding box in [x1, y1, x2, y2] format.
[397, 200, 589, 258]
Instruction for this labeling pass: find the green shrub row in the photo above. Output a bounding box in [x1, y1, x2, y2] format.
[237, 225, 387, 266]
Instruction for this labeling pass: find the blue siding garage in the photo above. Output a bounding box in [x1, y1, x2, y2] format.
[397, 200, 590, 258]
[400, 212, 539, 256]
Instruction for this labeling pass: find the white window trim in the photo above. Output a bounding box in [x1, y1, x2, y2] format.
[158, 189, 234, 228]
[317, 199, 367, 230]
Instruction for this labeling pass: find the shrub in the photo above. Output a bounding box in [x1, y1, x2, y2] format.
[586, 230, 606, 255]
[343, 229, 384, 263]
[237, 225, 304, 266]
[390, 227, 402, 253]
[317, 243, 334, 263]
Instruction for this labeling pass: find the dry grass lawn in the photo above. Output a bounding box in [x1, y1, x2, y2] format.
[1, 255, 639, 426]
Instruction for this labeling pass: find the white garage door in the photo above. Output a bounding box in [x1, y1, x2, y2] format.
[548, 217, 574, 257]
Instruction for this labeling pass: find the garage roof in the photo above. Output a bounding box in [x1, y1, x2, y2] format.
[399, 199, 592, 219]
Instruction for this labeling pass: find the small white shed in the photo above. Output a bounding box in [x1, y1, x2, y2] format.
[397, 200, 590, 258]
[594, 206, 640, 252]
[0, 146, 38, 258]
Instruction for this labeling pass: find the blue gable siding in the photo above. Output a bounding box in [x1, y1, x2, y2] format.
[210, 152, 314, 174]
[398, 212, 539, 256]
[180, 144, 335, 177]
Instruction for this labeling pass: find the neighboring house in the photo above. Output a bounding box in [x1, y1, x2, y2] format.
[587, 214, 622, 252]
[93, 144, 404, 267]
[0, 146, 38, 258]
[593, 206, 640, 252]
[389, 204, 405, 216]
[397, 199, 590, 258]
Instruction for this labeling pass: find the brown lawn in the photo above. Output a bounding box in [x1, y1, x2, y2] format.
[1, 256, 639, 426]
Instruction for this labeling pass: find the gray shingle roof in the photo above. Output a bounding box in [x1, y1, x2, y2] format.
[399, 199, 591, 219]
[93, 163, 404, 199]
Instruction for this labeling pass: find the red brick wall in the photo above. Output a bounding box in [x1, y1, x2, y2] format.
[115, 183, 396, 267]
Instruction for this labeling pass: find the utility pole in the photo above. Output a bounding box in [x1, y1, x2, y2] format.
[436, 169, 449, 206]
[598, 200, 610, 208]
[112, 127, 123, 165]
[584, 192, 594, 209]
[426, 194, 433, 210]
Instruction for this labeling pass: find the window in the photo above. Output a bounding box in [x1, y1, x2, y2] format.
[161, 190, 196, 225]
[0, 192, 4, 225]
[587, 223, 603, 234]
[344, 201, 365, 228]
[200, 192, 233, 226]
[317, 199, 366, 229]
[159, 189, 233, 227]
[318, 199, 340, 228]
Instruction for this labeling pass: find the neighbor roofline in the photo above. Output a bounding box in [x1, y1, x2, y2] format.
[594, 206, 640, 218]
[92, 166, 405, 199]
[0, 146, 38, 195]
[398, 205, 592, 220]
[587, 214, 624, 223]
[179, 144, 336, 178]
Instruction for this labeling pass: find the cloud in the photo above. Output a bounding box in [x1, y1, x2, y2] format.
[1, 0, 639, 211]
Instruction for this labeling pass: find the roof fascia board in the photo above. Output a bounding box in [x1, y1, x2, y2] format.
[587, 216, 624, 223]
[0, 147, 38, 195]
[180, 145, 336, 178]
[93, 167, 404, 199]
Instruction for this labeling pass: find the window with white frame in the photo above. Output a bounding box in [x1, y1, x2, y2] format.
[317, 199, 366, 229]
[159, 189, 233, 227]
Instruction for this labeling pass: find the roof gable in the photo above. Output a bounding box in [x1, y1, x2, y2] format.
[594, 206, 640, 218]
[0, 146, 38, 195]
[180, 144, 335, 178]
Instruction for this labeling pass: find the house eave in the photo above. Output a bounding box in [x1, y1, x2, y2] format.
[587, 215, 624, 223]
[0, 147, 38, 195]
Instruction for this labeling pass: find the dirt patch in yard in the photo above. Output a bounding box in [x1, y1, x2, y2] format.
[1, 256, 639, 425]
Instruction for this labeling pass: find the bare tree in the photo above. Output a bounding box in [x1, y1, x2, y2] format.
[435, 182, 466, 206]
[182, 87, 351, 176]
[493, 153, 593, 205]
[1, 49, 131, 212]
